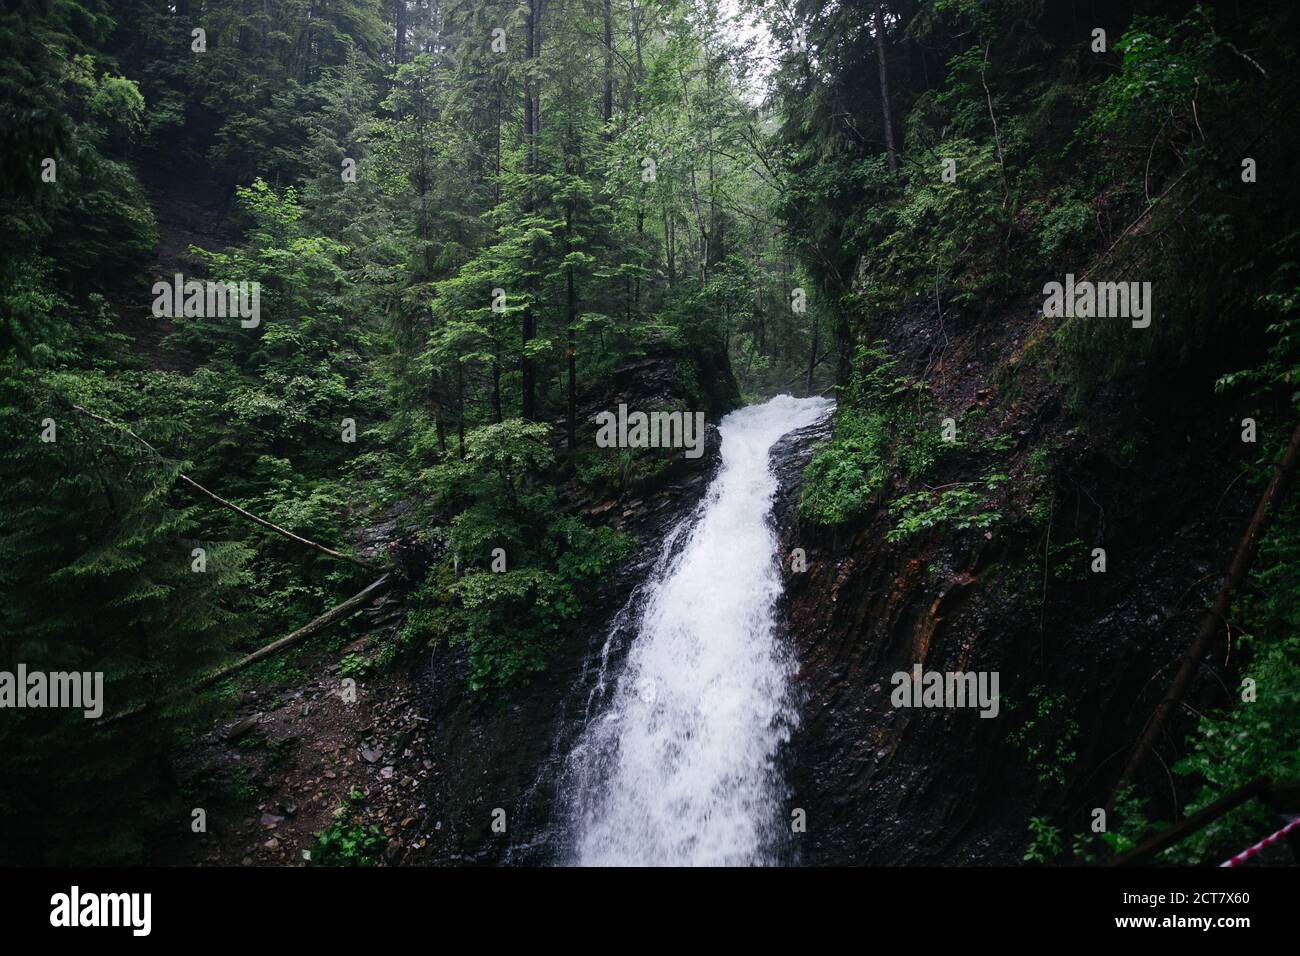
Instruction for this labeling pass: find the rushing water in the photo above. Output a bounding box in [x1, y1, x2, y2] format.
[557, 394, 833, 866]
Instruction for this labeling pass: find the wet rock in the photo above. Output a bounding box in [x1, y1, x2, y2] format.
[226, 714, 261, 741]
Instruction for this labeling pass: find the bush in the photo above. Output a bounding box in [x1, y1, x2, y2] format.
[799, 343, 946, 526]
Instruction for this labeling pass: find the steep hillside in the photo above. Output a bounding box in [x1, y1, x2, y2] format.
[775, 288, 1266, 863]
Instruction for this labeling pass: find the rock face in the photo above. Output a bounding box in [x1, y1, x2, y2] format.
[416, 345, 732, 864]
[770, 416, 1026, 864]
[769, 298, 1259, 866]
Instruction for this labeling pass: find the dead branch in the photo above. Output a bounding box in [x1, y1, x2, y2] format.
[193, 574, 392, 689]
[101, 574, 393, 724]
[65, 401, 377, 571]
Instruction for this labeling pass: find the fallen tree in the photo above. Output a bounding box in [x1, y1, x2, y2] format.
[192, 573, 392, 689]
[102, 573, 393, 724]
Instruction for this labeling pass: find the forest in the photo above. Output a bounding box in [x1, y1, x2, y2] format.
[1, 0, 1298, 872]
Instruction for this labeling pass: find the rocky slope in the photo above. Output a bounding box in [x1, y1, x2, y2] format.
[772, 296, 1261, 865]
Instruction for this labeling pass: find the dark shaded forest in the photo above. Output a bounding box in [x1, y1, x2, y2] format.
[1, 0, 1298, 868]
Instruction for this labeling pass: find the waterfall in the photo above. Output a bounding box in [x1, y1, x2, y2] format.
[559, 394, 832, 866]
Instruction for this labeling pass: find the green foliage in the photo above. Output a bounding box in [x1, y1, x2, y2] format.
[338, 653, 371, 680]
[798, 408, 891, 524]
[311, 790, 385, 867]
[402, 420, 633, 689]
[0, 2, 157, 358]
[429, 420, 555, 557]
[312, 820, 385, 867]
[1053, 8, 1300, 398]
[1032, 196, 1095, 262]
[886, 474, 1006, 543]
[1099, 784, 1161, 858]
[799, 343, 945, 525]
[1007, 687, 1079, 789]
[553, 518, 635, 583]
[448, 568, 573, 689]
[1163, 634, 1300, 864]
[857, 135, 1009, 311]
[1216, 282, 1300, 410]
[1023, 817, 1064, 864]
[1087, 12, 1221, 138]
[222, 767, 260, 803]
[0, 367, 255, 864]
[438, 512, 632, 691]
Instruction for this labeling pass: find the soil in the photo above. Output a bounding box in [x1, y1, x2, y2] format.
[159, 593, 437, 867]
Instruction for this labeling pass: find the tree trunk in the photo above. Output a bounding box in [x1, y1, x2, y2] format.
[632, 2, 645, 310]
[705, 61, 719, 277]
[567, 275, 577, 451]
[874, 3, 898, 174]
[491, 355, 503, 423]
[1109, 418, 1300, 811]
[602, 0, 613, 128]
[836, 310, 853, 386]
[434, 402, 447, 453]
[806, 314, 820, 395]
[394, 0, 406, 65]
[566, 207, 578, 452]
[456, 360, 465, 457]
[521, 0, 541, 421]
[494, 84, 502, 207]
[664, 207, 676, 287]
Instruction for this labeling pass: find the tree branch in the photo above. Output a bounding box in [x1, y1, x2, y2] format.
[64, 400, 378, 571]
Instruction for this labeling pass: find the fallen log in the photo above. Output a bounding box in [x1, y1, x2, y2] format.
[175, 471, 376, 571]
[1109, 778, 1269, 866]
[192, 574, 392, 689]
[101, 574, 392, 724]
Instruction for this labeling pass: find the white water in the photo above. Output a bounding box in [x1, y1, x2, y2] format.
[561, 394, 832, 866]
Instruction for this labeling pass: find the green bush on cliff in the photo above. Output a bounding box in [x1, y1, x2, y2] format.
[798, 408, 891, 524]
[799, 343, 946, 526]
[886, 473, 1007, 543]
